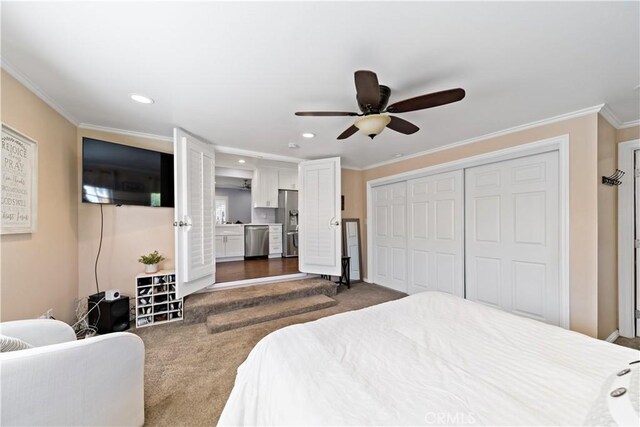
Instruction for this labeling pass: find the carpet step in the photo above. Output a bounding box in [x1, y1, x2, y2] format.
[184, 278, 337, 324]
[206, 294, 337, 334]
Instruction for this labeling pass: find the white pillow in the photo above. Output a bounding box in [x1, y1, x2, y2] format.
[585, 362, 640, 426]
[0, 334, 33, 352]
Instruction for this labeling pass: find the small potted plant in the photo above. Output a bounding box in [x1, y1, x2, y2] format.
[138, 250, 166, 274]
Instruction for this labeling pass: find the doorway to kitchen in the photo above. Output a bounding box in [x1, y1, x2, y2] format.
[212, 152, 302, 287]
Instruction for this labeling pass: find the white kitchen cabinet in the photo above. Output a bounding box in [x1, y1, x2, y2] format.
[269, 224, 282, 257]
[215, 225, 245, 260]
[278, 169, 298, 190]
[225, 235, 245, 257]
[253, 168, 279, 208]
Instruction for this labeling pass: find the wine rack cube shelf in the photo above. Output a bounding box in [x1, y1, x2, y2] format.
[135, 270, 183, 328]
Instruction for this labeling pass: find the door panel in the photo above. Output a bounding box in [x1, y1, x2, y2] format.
[407, 170, 463, 296]
[372, 182, 407, 293]
[298, 157, 341, 275]
[174, 128, 216, 299]
[465, 151, 560, 326]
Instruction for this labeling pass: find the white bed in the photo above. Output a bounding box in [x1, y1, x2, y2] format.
[219, 292, 639, 426]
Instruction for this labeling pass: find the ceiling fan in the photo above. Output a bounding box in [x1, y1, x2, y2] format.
[295, 70, 465, 140]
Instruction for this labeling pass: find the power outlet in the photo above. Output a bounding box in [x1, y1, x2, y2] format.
[39, 308, 53, 319]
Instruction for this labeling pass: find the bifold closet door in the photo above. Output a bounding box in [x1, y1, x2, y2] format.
[372, 182, 407, 293]
[465, 151, 561, 325]
[407, 170, 464, 296]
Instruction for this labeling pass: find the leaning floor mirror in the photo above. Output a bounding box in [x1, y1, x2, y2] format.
[342, 218, 363, 282]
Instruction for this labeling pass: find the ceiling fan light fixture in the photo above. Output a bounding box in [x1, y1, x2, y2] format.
[354, 114, 391, 139]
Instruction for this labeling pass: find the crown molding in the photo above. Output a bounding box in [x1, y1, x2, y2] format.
[78, 123, 173, 142]
[362, 104, 605, 170]
[600, 104, 640, 129]
[619, 119, 640, 129]
[1, 58, 79, 126]
[599, 104, 623, 128]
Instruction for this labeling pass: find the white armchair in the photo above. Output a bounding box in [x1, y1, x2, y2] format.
[0, 319, 145, 426]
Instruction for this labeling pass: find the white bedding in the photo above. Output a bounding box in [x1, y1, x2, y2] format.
[219, 292, 639, 426]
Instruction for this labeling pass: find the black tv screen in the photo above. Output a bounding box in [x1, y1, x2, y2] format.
[82, 137, 174, 207]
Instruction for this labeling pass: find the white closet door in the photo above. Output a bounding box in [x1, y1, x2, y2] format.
[174, 128, 216, 299]
[465, 151, 560, 325]
[298, 157, 342, 276]
[372, 182, 407, 293]
[407, 170, 463, 296]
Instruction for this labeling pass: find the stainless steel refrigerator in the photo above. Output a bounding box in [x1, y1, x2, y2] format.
[276, 190, 298, 257]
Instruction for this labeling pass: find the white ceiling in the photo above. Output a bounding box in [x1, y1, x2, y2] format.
[2, 1, 639, 168]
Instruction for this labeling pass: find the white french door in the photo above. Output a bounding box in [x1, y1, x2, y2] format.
[372, 182, 407, 293]
[635, 149, 640, 336]
[298, 157, 342, 276]
[407, 170, 463, 296]
[174, 128, 216, 299]
[465, 151, 561, 326]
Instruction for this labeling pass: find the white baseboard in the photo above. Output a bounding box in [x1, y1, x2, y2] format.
[605, 330, 620, 343]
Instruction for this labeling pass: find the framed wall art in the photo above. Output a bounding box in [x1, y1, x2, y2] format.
[1, 124, 38, 234]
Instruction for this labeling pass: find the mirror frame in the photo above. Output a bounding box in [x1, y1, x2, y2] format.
[342, 218, 363, 283]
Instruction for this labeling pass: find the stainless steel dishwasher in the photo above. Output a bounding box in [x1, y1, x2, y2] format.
[244, 225, 269, 258]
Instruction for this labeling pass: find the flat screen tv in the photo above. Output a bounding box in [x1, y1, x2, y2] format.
[82, 137, 174, 207]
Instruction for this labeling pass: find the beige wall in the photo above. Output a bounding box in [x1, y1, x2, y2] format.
[616, 125, 639, 143]
[77, 129, 175, 300]
[0, 70, 79, 323]
[341, 168, 364, 222]
[597, 114, 618, 339]
[358, 113, 600, 337]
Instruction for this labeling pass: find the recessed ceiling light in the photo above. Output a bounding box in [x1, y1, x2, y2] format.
[393, 153, 403, 158]
[238, 159, 246, 164]
[130, 93, 154, 104]
[302, 133, 315, 138]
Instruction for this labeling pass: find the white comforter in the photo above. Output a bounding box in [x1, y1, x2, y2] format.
[219, 292, 639, 426]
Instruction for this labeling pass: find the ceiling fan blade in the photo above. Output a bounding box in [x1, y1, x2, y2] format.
[295, 111, 358, 116]
[387, 116, 419, 135]
[386, 88, 466, 114]
[354, 70, 380, 107]
[337, 125, 359, 140]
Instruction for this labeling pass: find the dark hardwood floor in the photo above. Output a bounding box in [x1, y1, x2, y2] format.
[216, 257, 299, 283]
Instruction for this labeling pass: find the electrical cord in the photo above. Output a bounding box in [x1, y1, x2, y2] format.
[94, 203, 104, 294]
[71, 297, 104, 328]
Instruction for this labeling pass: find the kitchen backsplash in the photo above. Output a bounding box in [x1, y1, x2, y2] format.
[252, 207, 276, 224]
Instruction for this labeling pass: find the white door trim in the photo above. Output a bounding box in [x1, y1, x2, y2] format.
[366, 134, 570, 329]
[618, 139, 640, 338]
